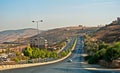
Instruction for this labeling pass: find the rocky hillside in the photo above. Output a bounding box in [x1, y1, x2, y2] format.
[0, 28, 39, 43]
[30, 25, 97, 45]
[93, 17, 120, 43]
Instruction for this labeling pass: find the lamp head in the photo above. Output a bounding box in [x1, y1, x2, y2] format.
[40, 20, 43, 22]
[32, 21, 35, 22]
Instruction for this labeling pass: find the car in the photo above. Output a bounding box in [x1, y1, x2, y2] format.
[28, 59, 33, 63]
[68, 59, 72, 62]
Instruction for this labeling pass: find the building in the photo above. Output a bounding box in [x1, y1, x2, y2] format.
[30, 36, 48, 49]
[117, 17, 120, 21]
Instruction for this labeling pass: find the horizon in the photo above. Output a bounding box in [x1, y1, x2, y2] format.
[0, 25, 96, 32]
[0, 0, 120, 31]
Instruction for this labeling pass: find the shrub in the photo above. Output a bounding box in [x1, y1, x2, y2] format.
[104, 47, 120, 62]
[84, 56, 92, 61]
[13, 57, 19, 62]
[88, 48, 106, 64]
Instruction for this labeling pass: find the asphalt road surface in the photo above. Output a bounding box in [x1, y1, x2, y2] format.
[0, 37, 120, 73]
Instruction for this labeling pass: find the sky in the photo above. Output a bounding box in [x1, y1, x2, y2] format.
[0, 0, 120, 31]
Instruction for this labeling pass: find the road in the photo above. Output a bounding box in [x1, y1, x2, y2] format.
[0, 37, 120, 73]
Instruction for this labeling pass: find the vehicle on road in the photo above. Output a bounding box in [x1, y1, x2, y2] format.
[28, 59, 33, 63]
[68, 59, 72, 62]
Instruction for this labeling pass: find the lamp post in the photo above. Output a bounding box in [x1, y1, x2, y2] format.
[32, 20, 43, 48]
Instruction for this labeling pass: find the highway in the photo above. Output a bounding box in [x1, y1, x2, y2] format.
[0, 37, 120, 73]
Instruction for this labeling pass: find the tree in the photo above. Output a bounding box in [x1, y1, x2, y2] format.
[88, 48, 106, 64]
[23, 47, 33, 57]
[104, 47, 120, 62]
[61, 51, 67, 57]
[99, 42, 109, 50]
[32, 48, 39, 58]
[40, 50, 46, 59]
[113, 42, 120, 48]
[51, 52, 57, 58]
[12, 57, 19, 62]
[46, 51, 51, 58]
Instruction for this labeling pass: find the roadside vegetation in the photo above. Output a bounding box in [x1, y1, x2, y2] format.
[60, 37, 77, 57]
[0, 37, 77, 65]
[22, 37, 77, 63]
[23, 47, 58, 59]
[84, 35, 120, 64]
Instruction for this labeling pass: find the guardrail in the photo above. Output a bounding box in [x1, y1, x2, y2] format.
[0, 37, 77, 71]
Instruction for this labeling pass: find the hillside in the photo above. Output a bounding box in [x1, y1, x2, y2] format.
[93, 17, 120, 43]
[30, 25, 97, 45]
[0, 28, 40, 43]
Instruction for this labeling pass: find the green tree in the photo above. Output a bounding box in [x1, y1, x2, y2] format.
[113, 42, 120, 48]
[32, 48, 39, 58]
[88, 48, 106, 64]
[104, 47, 120, 62]
[40, 50, 46, 59]
[12, 57, 19, 62]
[99, 42, 109, 50]
[46, 51, 51, 58]
[51, 52, 57, 58]
[23, 47, 33, 57]
[61, 51, 67, 57]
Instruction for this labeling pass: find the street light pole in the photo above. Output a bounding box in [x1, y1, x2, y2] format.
[32, 20, 43, 48]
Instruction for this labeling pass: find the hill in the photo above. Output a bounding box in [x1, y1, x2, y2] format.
[93, 17, 120, 43]
[0, 28, 40, 43]
[30, 25, 97, 45]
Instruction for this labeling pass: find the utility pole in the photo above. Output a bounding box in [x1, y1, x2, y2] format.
[32, 20, 43, 48]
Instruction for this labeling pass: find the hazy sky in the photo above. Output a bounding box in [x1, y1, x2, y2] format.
[0, 0, 120, 31]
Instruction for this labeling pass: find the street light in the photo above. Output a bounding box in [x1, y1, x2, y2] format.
[32, 20, 43, 48]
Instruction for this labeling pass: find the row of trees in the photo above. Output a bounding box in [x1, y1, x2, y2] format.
[84, 35, 120, 64]
[84, 35, 99, 55]
[60, 37, 77, 57]
[23, 47, 57, 59]
[22, 37, 77, 63]
[23, 37, 77, 59]
[53, 41, 66, 52]
[60, 49, 70, 57]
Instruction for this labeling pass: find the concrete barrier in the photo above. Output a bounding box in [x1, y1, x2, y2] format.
[0, 38, 77, 71]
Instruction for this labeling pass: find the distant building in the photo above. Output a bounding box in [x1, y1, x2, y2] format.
[78, 25, 83, 27]
[117, 17, 120, 21]
[30, 37, 48, 49]
[111, 17, 120, 25]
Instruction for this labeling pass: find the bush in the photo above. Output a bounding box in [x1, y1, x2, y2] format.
[88, 42, 120, 64]
[88, 48, 106, 64]
[84, 56, 92, 61]
[51, 52, 57, 58]
[23, 47, 33, 57]
[88, 54, 99, 64]
[99, 43, 109, 50]
[103, 42, 120, 62]
[104, 47, 120, 62]
[13, 57, 19, 62]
